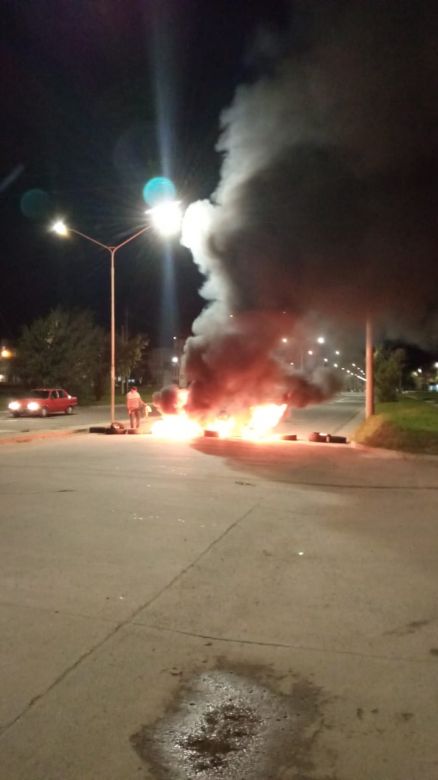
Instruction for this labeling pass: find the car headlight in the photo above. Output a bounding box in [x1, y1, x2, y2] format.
[8, 401, 20, 410]
[27, 401, 40, 411]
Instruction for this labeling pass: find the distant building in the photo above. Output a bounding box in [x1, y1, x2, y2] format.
[147, 341, 186, 387]
[0, 342, 18, 384]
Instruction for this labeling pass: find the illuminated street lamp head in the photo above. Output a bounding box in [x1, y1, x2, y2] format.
[147, 201, 182, 237]
[317, 336, 325, 344]
[51, 219, 69, 236]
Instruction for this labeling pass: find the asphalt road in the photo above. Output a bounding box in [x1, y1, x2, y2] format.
[0, 392, 364, 441]
[279, 391, 363, 437]
[0, 403, 127, 436]
[0, 399, 437, 779]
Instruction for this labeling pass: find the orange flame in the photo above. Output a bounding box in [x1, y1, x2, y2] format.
[151, 400, 287, 442]
[151, 413, 203, 440]
[241, 403, 287, 440]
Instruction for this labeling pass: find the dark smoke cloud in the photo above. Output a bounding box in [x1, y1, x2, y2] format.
[152, 385, 180, 415]
[153, 312, 343, 420]
[182, 311, 342, 418]
[209, 0, 438, 325]
[178, 0, 438, 418]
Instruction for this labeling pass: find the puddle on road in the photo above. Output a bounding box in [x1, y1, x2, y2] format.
[131, 668, 323, 779]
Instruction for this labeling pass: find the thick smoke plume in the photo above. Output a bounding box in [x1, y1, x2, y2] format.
[163, 1, 438, 419]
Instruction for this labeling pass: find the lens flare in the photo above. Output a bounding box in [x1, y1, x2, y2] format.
[143, 177, 176, 207]
[20, 188, 51, 219]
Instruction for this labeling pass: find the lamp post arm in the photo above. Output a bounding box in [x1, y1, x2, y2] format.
[112, 224, 152, 252]
[68, 225, 152, 253]
[68, 227, 111, 252]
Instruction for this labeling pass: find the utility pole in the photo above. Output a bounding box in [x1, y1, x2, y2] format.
[365, 317, 375, 418]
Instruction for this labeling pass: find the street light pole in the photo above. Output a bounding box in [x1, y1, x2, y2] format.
[51, 202, 182, 424]
[52, 223, 152, 424]
[365, 317, 375, 418]
[110, 247, 116, 424]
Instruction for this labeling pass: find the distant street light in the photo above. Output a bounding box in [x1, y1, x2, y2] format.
[317, 336, 325, 344]
[51, 220, 68, 237]
[51, 201, 182, 424]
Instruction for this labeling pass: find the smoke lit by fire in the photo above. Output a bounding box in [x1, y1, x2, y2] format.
[151, 199, 343, 432]
[153, 2, 438, 439]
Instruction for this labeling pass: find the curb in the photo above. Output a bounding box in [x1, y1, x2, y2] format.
[334, 409, 365, 438]
[350, 440, 438, 462]
[0, 421, 153, 446]
[0, 427, 89, 447]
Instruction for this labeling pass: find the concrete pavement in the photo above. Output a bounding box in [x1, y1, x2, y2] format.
[0, 427, 437, 779]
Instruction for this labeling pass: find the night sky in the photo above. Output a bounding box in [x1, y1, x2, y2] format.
[1, 0, 437, 354]
[1, 0, 290, 345]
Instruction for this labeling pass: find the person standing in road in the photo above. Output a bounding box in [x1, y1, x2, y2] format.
[126, 386, 142, 430]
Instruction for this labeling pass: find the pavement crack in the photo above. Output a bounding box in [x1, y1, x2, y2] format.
[130, 622, 438, 666]
[130, 501, 260, 613]
[0, 502, 259, 739]
[0, 599, 117, 626]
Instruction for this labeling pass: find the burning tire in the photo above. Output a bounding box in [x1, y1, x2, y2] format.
[309, 432, 347, 444]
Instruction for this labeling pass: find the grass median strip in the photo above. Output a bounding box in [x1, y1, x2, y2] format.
[354, 399, 438, 455]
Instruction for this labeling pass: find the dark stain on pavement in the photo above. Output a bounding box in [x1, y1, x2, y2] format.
[406, 619, 430, 632]
[400, 712, 414, 721]
[130, 667, 326, 779]
[386, 619, 431, 636]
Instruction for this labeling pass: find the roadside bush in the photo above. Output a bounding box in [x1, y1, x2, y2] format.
[374, 348, 405, 402]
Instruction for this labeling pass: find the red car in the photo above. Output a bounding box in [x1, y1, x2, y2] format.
[8, 388, 78, 418]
